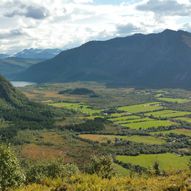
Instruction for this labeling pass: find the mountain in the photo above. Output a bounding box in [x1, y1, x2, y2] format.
[0, 54, 9, 60]
[0, 75, 54, 141]
[14, 48, 62, 60]
[0, 75, 28, 107]
[0, 57, 42, 79]
[16, 29, 191, 88]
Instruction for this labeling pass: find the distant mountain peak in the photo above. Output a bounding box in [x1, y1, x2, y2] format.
[162, 29, 177, 33]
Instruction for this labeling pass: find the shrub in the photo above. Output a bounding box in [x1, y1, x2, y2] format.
[26, 159, 79, 183]
[88, 155, 115, 179]
[0, 145, 25, 191]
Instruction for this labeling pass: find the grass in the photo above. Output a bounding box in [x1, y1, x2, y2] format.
[145, 110, 191, 118]
[121, 119, 176, 129]
[150, 128, 191, 137]
[79, 134, 166, 145]
[0, 119, 9, 128]
[175, 117, 191, 123]
[116, 153, 191, 171]
[109, 115, 141, 123]
[49, 102, 101, 115]
[118, 102, 163, 114]
[20, 144, 65, 160]
[157, 97, 190, 103]
[112, 163, 130, 176]
[110, 112, 130, 118]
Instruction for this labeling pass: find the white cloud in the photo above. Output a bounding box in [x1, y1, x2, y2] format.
[0, 0, 191, 54]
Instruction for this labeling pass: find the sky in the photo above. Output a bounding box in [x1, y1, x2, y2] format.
[1, 0, 191, 54]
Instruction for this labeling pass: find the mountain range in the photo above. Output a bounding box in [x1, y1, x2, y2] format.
[0, 48, 62, 79]
[14, 48, 62, 60]
[14, 29, 191, 88]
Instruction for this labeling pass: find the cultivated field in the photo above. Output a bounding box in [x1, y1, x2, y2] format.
[145, 110, 191, 118]
[17, 83, 191, 175]
[116, 153, 191, 171]
[157, 97, 190, 103]
[79, 134, 166, 145]
[118, 102, 163, 114]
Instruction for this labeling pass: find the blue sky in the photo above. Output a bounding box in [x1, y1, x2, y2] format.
[0, 0, 191, 54]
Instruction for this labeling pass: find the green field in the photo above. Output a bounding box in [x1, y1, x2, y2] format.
[121, 119, 176, 129]
[145, 110, 191, 118]
[109, 115, 141, 122]
[118, 102, 163, 114]
[49, 102, 101, 115]
[151, 128, 191, 137]
[0, 119, 9, 128]
[79, 134, 166, 145]
[118, 118, 154, 125]
[110, 112, 130, 118]
[116, 153, 191, 171]
[15, 82, 191, 179]
[113, 163, 130, 176]
[175, 117, 191, 123]
[157, 97, 190, 103]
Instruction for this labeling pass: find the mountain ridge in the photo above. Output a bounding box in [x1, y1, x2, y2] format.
[14, 48, 62, 60]
[15, 29, 191, 88]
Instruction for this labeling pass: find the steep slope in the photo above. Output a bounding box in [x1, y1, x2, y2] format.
[0, 76, 27, 107]
[0, 76, 54, 141]
[17, 29, 191, 88]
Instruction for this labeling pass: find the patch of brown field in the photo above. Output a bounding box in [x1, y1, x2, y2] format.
[79, 134, 106, 142]
[40, 132, 65, 145]
[23, 92, 37, 99]
[21, 144, 65, 160]
[42, 91, 65, 98]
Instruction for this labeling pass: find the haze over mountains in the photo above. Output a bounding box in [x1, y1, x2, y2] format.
[0, 48, 62, 78]
[14, 48, 62, 60]
[15, 29, 191, 89]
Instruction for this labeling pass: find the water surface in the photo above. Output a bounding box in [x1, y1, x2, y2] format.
[11, 81, 35, 87]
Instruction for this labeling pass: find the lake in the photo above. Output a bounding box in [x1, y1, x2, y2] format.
[11, 81, 35, 87]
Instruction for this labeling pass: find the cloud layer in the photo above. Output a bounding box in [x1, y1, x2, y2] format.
[0, 0, 191, 54]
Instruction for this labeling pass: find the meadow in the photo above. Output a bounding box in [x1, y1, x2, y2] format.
[151, 128, 191, 137]
[116, 153, 191, 171]
[157, 97, 191, 103]
[49, 102, 102, 115]
[118, 102, 163, 114]
[79, 134, 166, 145]
[175, 117, 191, 123]
[14, 82, 191, 176]
[145, 110, 191, 118]
[121, 119, 176, 129]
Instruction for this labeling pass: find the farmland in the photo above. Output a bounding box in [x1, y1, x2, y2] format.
[151, 128, 191, 137]
[11, 82, 191, 176]
[157, 97, 190, 103]
[121, 119, 176, 129]
[79, 134, 166, 145]
[49, 102, 102, 115]
[175, 117, 191, 123]
[118, 102, 163, 113]
[145, 110, 191, 119]
[116, 153, 191, 171]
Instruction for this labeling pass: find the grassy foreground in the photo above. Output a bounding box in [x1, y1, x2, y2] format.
[14, 172, 191, 191]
